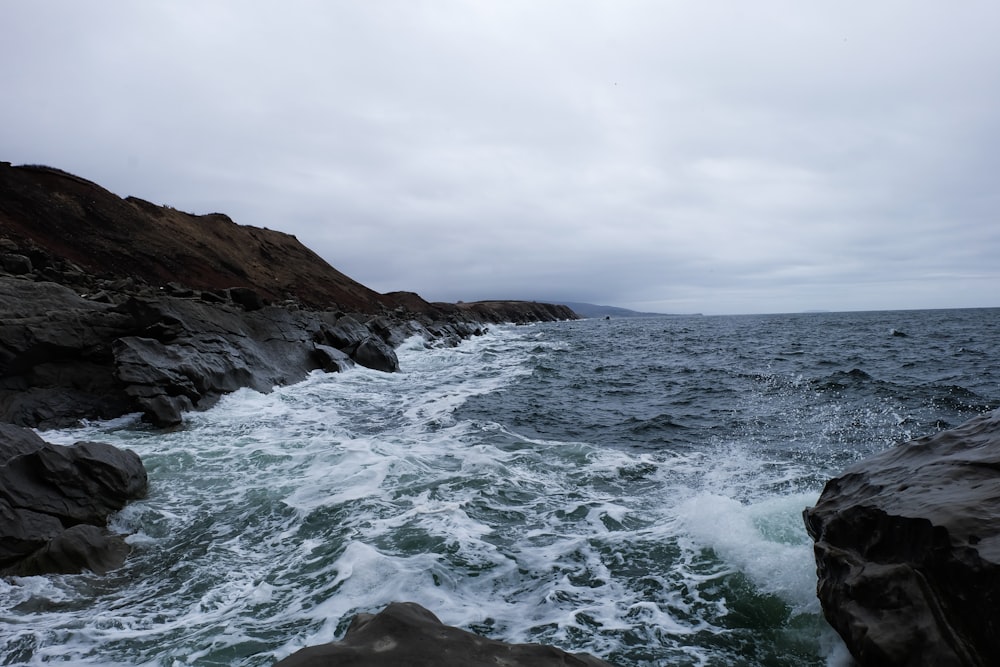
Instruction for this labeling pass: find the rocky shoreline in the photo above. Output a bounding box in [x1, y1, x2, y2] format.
[0, 162, 602, 665]
[0, 161, 578, 430]
[6, 162, 999, 666]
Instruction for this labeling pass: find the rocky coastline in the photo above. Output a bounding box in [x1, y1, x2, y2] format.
[0, 162, 601, 665]
[8, 162, 998, 666]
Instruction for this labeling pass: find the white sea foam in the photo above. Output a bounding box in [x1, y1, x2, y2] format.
[1, 323, 859, 666]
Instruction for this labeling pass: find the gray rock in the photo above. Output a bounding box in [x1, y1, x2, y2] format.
[312, 344, 355, 373]
[352, 337, 399, 373]
[0, 440, 147, 525]
[804, 408, 1000, 667]
[324, 315, 370, 351]
[228, 286, 265, 311]
[0, 425, 147, 575]
[0, 498, 64, 564]
[1, 253, 32, 275]
[275, 601, 618, 667]
[5, 524, 131, 576]
[0, 422, 47, 460]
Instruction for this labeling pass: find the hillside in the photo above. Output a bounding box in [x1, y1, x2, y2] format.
[0, 162, 426, 313]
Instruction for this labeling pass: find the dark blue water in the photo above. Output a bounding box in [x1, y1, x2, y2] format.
[3, 308, 998, 666]
[462, 309, 998, 460]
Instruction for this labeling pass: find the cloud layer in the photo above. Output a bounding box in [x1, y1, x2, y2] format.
[3, 1, 998, 314]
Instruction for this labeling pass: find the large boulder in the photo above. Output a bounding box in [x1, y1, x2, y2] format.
[0, 425, 147, 575]
[804, 409, 1000, 667]
[275, 601, 617, 667]
[352, 337, 400, 373]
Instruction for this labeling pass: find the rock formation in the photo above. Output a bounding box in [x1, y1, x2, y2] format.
[0, 160, 585, 661]
[0, 161, 577, 429]
[0, 423, 147, 576]
[804, 408, 1000, 667]
[275, 601, 617, 667]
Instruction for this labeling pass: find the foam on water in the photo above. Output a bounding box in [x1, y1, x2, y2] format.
[8, 318, 959, 665]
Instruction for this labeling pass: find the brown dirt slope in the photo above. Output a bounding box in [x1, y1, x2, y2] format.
[0, 162, 411, 312]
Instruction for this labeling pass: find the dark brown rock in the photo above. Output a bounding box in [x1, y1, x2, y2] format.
[804, 409, 1000, 667]
[275, 602, 617, 667]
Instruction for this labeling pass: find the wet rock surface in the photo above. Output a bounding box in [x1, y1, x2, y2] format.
[0, 424, 147, 576]
[804, 409, 1000, 667]
[0, 161, 576, 582]
[275, 601, 618, 667]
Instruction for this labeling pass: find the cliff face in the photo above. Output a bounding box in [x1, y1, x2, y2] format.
[0, 160, 586, 647]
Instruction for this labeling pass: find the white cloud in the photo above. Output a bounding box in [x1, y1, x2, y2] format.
[1, 0, 998, 314]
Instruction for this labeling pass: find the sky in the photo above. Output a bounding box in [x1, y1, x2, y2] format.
[2, 1, 999, 315]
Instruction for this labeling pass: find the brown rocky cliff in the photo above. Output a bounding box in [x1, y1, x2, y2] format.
[0, 163, 405, 312]
[0, 163, 579, 322]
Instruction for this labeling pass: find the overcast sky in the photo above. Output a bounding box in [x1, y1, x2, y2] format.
[2, 1, 998, 314]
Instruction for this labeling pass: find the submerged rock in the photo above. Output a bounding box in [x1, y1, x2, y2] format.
[0, 424, 147, 576]
[804, 409, 1000, 667]
[275, 601, 617, 667]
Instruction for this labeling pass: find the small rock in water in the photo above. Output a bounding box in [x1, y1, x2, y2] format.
[275, 601, 618, 667]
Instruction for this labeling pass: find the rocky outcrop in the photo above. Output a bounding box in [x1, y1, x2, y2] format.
[275, 601, 617, 667]
[803, 409, 1000, 667]
[452, 300, 578, 324]
[0, 162, 578, 429]
[0, 423, 147, 576]
[0, 276, 490, 428]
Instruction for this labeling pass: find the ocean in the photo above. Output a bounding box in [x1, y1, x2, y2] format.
[3, 308, 999, 666]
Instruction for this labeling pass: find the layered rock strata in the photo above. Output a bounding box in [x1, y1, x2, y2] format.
[275, 601, 617, 667]
[804, 409, 1000, 667]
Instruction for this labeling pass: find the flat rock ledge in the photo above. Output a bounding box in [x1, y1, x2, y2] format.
[275, 601, 617, 667]
[0, 423, 147, 576]
[804, 408, 1000, 667]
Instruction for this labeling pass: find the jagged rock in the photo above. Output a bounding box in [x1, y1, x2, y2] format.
[353, 337, 400, 373]
[275, 601, 617, 667]
[0, 440, 147, 525]
[324, 315, 371, 351]
[228, 286, 264, 311]
[1, 253, 31, 275]
[0, 426, 147, 575]
[804, 409, 1000, 667]
[312, 344, 354, 373]
[6, 524, 131, 576]
[0, 279, 136, 427]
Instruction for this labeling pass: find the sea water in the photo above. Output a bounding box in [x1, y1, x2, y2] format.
[2, 308, 999, 666]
